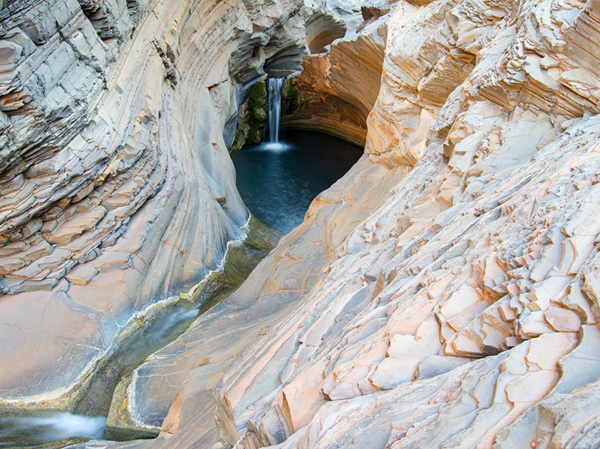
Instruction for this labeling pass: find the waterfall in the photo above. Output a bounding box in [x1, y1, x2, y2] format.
[267, 77, 284, 144]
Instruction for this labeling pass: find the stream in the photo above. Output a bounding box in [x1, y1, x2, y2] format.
[0, 77, 363, 448]
[0, 218, 281, 448]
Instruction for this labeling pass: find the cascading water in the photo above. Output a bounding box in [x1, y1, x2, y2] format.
[266, 77, 285, 149]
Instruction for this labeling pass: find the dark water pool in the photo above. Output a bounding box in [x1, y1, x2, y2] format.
[233, 130, 363, 234]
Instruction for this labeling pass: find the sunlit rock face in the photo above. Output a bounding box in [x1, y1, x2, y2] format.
[0, 0, 314, 407]
[89, 0, 600, 448]
[3, 0, 600, 449]
[285, 5, 387, 146]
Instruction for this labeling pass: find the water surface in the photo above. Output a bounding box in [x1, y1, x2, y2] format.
[0, 218, 280, 448]
[234, 130, 363, 234]
[0, 413, 105, 447]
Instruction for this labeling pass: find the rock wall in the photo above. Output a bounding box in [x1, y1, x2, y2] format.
[85, 0, 600, 448]
[2, 0, 600, 447]
[230, 77, 268, 153]
[0, 0, 312, 410]
[284, 9, 387, 146]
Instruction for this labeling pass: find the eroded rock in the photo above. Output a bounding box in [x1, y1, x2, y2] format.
[4, 0, 600, 448]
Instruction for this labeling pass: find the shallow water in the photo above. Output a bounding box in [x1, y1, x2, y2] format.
[0, 218, 280, 448]
[0, 413, 105, 447]
[233, 130, 363, 234]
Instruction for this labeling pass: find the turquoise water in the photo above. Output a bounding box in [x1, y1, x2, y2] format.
[233, 130, 363, 234]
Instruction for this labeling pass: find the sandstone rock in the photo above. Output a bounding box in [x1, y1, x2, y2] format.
[66, 262, 98, 286]
[106, 0, 600, 446]
[544, 307, 581, 333]
[285, 13, 386, 146]
[5, 0, 600, 448]
[0, 0, 315, 412]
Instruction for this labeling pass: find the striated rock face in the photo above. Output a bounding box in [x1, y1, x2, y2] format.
[284, 10, 387, 146]
[3, 0, 600, 448]
[0, 0, 315, 410]
[86, 0, 600, 448]
[305, 12, 347, 55]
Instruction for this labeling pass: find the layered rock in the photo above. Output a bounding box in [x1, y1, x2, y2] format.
[82, 0, 600, 448]
[284, 11, 387, 146]
[0, 0, 314, 412]
[2, 0, 600, 447]
[305, 12, 347, 55]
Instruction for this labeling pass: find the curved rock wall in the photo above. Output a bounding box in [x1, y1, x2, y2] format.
[91, 0, 600, 448]
[285, 14, 387, 146]
[0, 0, 312, 408]
[305, 12, 347, 54]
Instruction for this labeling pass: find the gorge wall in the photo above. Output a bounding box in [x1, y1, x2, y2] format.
[0, 0, 314, 412]
[283, 10, 387, 146]
[1, 0, 600, 448]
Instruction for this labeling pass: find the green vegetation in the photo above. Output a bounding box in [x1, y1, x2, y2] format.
[230, 77, 268, 153]
[282, 77, 299, 115]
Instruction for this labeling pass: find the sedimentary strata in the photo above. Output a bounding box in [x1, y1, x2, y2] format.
[0, 0, 311, 411]
[284, 11, 387, 146]
[2, 0, 600, 448]
[92, 0, 600, 448]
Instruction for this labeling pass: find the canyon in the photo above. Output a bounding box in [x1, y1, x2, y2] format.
[1, 0, 600, 448]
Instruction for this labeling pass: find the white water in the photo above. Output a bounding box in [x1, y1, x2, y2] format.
[260, 142, 290, 152]
[267, 77, 284, 145]
[0, 412, 106, 444]
[151, 307, 199, 342]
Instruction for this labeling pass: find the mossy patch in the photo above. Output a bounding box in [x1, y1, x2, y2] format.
[282, 77, 299, 115]
[104, 372, 160, 442]
[230, 77, 268, 153]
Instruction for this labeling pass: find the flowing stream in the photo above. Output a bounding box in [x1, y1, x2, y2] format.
[0, 413, 105, 448]
[0, 76, 363, 448]
[0, 218, 280, 448]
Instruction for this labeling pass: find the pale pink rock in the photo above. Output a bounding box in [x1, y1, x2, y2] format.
[65, 263, 98, 286]
[370, 356, 419, 389]
[4, 0, 600, 447]
[518, 311, 554, 338]
[544, 307, 582, 332]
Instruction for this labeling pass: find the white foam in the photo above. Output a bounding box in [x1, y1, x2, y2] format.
[260, 142, 291, 152]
